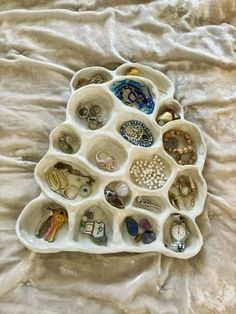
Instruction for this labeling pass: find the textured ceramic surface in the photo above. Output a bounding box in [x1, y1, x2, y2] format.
[16, 63, 207, 259]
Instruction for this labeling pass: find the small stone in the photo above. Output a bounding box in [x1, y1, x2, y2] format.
[139, 218, 152, 230]
[141, 231, 156, 244]
[156, 111, 173, 125]
[126, 217, 138, 236]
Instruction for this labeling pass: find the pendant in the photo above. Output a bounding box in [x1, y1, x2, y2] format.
[111, 79, 155, 114]
[119, 120, 153, 147]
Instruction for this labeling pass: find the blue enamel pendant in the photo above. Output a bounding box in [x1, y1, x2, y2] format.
[111, 79, 155, 114]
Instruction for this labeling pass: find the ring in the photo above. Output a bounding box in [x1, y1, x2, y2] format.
[96, 151, 117, 172]
[63, 185, 79, 199]
[78, 105, 89, 119]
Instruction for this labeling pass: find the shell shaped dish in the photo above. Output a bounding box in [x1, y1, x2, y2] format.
[16, 63, 207, 259]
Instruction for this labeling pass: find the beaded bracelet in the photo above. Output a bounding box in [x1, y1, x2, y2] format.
[163, 129, 197, 165]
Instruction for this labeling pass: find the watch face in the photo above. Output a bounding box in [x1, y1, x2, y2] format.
[170, 222, 187, 241]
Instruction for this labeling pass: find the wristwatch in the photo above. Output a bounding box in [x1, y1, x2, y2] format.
[170, 214, 189, 252]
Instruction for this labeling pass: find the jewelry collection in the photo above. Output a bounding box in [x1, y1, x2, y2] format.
[80, 207, 107, 244]
[169, 175, 197, 210]
[119, 120, 153, 147]
[130, 155, 168, 190]
[126, 216, 156, 244]
[104, 181, 130, 209]
[163, 129, 197, 165]
[77, 103, 108, 130]
[58, 132, 80, 154]
[35, 204, 68, 242]
[134, 196, 161, 212]
[111, 79, 155, 114]
[95, 151, 117, 172]
[45, 162, 95, 200]
[156, 108, 180, 126]
[75, 73, 108, 89]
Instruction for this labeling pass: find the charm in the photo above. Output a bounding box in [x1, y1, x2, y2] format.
[92, 221, 107, 243]
[120, 120, 153, 147]
[83, 221, 94, 234]
[79, 184, 92, 197]
[126, 217, 138, 236]
[36, 207, 68, 242]
[111, 79, 155, 114]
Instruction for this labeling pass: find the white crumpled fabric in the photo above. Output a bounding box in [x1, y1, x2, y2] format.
[0, 1, 236, 313]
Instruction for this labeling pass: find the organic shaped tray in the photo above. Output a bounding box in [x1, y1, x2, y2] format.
[16, 63, 207, 259]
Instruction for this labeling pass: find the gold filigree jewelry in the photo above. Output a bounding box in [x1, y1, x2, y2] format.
[45, 168, 68, 192]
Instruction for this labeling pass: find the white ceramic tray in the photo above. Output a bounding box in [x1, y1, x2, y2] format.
[16, 63, 207, 259]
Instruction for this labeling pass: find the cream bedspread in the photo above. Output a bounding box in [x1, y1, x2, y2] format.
[0, 1, 236, 313]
